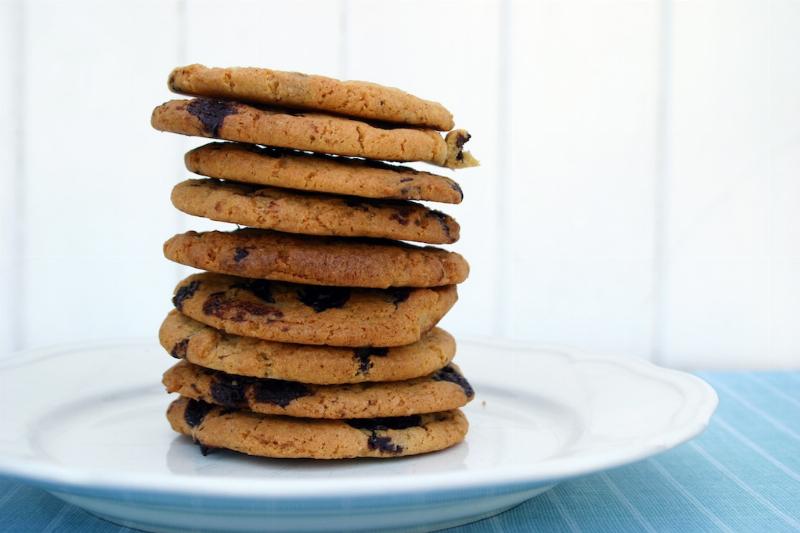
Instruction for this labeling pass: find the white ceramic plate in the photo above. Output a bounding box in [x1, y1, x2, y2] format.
[0, 339, 717, 532]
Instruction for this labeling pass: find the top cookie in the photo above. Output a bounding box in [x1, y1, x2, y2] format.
[168, 64, 455, 131]
[151, 98, 478, 168]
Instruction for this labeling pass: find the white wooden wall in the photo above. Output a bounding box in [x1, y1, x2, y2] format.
[0, 0, 798, 369]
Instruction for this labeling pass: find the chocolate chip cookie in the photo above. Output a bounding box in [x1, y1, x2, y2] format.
[167, 397, 468, 458]
[163, 230, 468, 288]
[185, 142, 464, 203]
[159, 310, 456, 384]
[151, 98, 478, 168]
[163, 360, 474, 418]
[171, 179, 459, 244]
[172, 273, 457, 347]
[168, 64, 455, 130]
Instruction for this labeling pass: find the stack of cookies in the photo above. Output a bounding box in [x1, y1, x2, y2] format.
[151, 64, 479, 459]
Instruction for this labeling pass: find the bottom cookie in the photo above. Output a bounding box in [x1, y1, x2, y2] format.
[167, 396, 468, 459]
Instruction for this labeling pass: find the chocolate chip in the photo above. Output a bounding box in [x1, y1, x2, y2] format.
[454, 132, 471, 162]
[210, 373, 254, 407]
[343, 198, 371, 212]
[389, 206, 415, 226]
[170, 338, 189, 359]
[390, 212, 410, 226]
[344, 196, 415, 211]
[197, 442, 216, 456]
[232, 279, 274, 303]
[368, 435, 403, 454]
[433, 365, 475, 398]
[449, 180, 464, 201]
[186, 98, 239, 137]
[173, 280, 201, 311]
[233, 248, 249, 262]
[347, 415, 421, 454]
[353, 347, 390, 374]
[399, 177, 414, 183]
[428, 210, 453, 241]
[206, 368, 311, 409]
[347, 415, 421, 431]
[184, 399, 214, 428]
[203, 292, 284, 322]
[297, 286, 350, 312]
[387, 288, 411, 307]
[252, 379, 311, 407]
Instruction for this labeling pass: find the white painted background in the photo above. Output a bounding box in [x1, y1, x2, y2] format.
[0, 0, 797, 369]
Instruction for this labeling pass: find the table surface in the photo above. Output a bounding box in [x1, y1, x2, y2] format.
[2, 371, 799, 532]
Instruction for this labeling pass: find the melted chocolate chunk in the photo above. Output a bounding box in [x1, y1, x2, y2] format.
[197, 442, 216, 456]
[344, 196, 416, 211]
[210, 373, 254, 407]
[433, 365, 474, 398]
[170, 338, 189, 359]
[184, 399, 214, 428]
[343, 198, 371, 212]
[390, 212, 410, 226]
[454, 132, 471, 162]
[450, 180, 464, 200]
[353, 347, 390, 374]
[233, 247, 249, 262]
[252, 379, 311, 407]
[186, 98, 239, 137]
[368, 435, 403, 454]
[232, 279, 274, 303]
[173, 280, 201, 311]
[387, 288, 411, 306]
[428, 210, 453, 241]
[347, 415, 422, 431]
[203, 292, 284, 322]
[297, 286, 350, 312]
[347, 416, 421, 454]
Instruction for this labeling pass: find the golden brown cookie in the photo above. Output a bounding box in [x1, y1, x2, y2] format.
[167, 64, 455, 130]
[167, 397, 468, 459]
[163, 360, 474, 419]
[171, 273, 457, 347]
[159, 310, 456, 384]
[163, 230, 468, 288]
[171, 179, 459, 244]
[151, 98, 478, 168]
[185, 142, 464, 204]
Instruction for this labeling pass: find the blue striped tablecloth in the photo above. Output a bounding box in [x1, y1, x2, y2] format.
[2, 372, 798, 532]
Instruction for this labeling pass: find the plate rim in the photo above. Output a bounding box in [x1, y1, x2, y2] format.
[0, 338, 718, 501]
